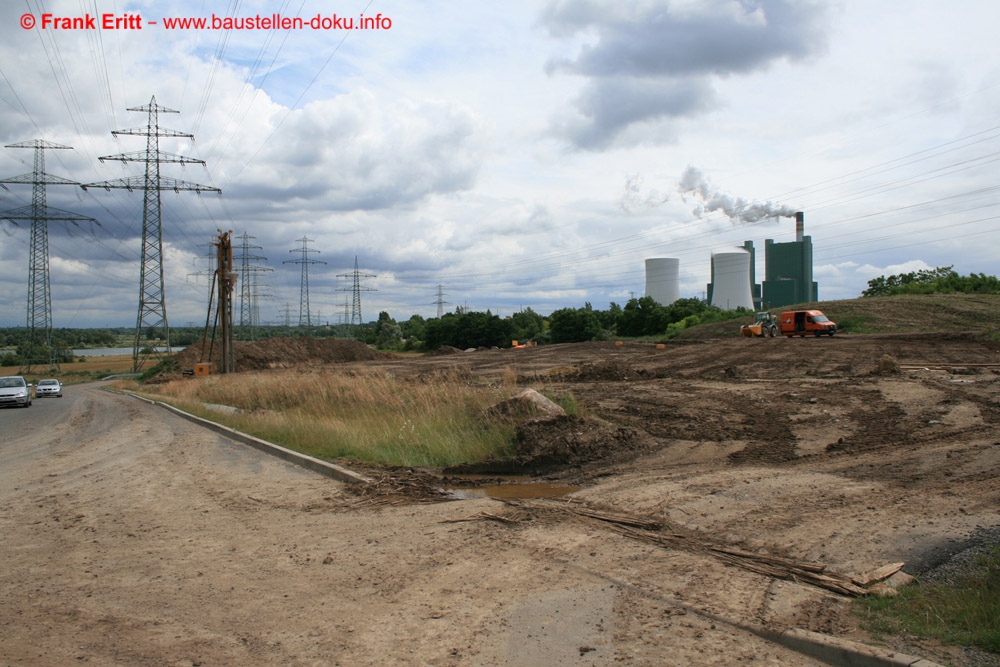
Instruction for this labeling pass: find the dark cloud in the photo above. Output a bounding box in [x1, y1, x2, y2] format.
[542, 0, 829, 150]
[557, 76, 717, 149]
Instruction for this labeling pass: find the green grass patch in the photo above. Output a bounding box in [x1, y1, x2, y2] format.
[855, 547, 1000, 654]
[833, 314, 877, 334]
[539, 389, 585, 416]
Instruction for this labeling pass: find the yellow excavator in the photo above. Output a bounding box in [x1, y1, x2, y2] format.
[740, 311, 779, 338]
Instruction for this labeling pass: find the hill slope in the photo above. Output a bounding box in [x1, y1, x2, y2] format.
[679, 293, 1000, 338]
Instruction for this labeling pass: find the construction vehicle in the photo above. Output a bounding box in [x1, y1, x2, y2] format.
[741, 311, 779, 338]
[779, 309, 837, 337]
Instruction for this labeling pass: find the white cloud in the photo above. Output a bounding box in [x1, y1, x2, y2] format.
[0, 0, 999, 328]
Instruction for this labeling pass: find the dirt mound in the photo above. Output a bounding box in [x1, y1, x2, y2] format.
[424, 345, 463, 356]
[173, 337, 387, 372]
[512, 414, 658, 470]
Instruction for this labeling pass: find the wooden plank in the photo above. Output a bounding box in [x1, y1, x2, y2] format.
[853, 562, 905, 587]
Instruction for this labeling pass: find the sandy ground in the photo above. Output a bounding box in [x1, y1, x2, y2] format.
[2, 333, 999, 666]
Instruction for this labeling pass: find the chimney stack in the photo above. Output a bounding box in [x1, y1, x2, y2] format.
[795, 211, 804, 243]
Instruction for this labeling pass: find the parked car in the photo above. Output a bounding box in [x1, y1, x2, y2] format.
[35, 378, 63, 398]
[0, 376, 32, 407]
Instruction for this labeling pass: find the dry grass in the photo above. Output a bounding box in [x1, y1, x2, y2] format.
[122, 368, 522, 467]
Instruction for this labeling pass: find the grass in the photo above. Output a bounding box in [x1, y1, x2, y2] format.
[119, 368, 521, 468]
[539, 389, 585, 416]
[855, 547, 1000, 655]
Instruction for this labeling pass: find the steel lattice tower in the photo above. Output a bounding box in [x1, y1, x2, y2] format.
[337, 256, 376, 334]
[434, 284, 449, 318]
[0, 140, 98, 372]
[284, 237, 325, 326]
[188, 237, 218, 305]
[235, 231, 272, 340]
[83, 96, 221, 372]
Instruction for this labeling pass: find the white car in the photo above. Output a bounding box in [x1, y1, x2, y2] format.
[0, 376, 32, 407]
[35, 378, 63, 398]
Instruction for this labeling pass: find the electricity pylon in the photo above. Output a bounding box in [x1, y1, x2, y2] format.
[188, 237, 218, 304]
[83, 96, 221, 373]
[235, 231, 272, 340]
[0, 140, 98, 372]
[279, 302, 295, 327]
[284, 237, 325, 326]
[337, 256, 376, 335]
[434, 284, 448, 318]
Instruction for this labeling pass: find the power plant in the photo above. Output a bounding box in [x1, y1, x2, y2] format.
[644, 258, 680, 306]
[645, 211, 818, 310]
[761, 211, 817, 308]
[707, 247, 755, 310]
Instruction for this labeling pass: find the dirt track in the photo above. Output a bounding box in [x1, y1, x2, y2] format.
[2, 333, 999, 665]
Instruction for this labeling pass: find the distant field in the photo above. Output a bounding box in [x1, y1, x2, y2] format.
[0, 354, 134, 385]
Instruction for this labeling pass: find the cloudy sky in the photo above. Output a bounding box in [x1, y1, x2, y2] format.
[1, 0, 998, 328]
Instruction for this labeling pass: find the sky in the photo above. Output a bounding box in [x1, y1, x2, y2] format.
[1, 0, 998, 329]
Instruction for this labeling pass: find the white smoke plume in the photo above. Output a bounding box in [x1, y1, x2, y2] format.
[677, 165, 796, 223]
[618, 173, 670, 213]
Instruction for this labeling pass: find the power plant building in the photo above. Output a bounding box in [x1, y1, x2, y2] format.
[644, 258, 680, 306]
[655, 211, 818, 311]
[707, 247, 755, 311]
[761, 211, 817, 308]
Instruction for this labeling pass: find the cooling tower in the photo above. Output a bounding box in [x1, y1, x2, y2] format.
[644, 258, 680, 306]
[709, 248, 754, 311]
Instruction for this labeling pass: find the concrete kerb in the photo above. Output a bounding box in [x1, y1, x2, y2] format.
[121, 391, 371, 486]
[768, 628, 945, 667]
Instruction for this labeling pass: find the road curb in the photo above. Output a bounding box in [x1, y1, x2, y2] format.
[766, 628, 945, 667]
[121, 391, 372, 486]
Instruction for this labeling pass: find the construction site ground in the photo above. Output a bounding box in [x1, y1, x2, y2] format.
[2, 332, 999, 666]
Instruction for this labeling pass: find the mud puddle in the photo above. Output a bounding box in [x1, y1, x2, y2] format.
[442, 475, 580, 500]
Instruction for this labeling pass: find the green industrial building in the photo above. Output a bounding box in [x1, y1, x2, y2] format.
[744, 212, 819, 309]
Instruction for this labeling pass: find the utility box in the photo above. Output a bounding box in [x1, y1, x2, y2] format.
[194, 363, 213, 377]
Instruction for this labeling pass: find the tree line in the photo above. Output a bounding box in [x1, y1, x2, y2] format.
[368, 297, 742, 351]
[862, 266, 1000, 297]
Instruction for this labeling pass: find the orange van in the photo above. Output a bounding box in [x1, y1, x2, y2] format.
[779, 310, 837, 337]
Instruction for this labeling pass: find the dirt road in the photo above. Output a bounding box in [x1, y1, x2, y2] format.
[2, 334, 998, 665]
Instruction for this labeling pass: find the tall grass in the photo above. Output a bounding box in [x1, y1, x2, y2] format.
[856, 547, 1000, 654]
[124, 368, 520, 467]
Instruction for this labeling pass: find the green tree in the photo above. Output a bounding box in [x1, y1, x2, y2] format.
[549, 307, 602, 343]
[596, 302, 622, 332]
[422, 310, 512, 349]
[863, 266, 957, 297]
[510, 307, 544, 343]
[663, 297, 709, 323]
[374, 311, 403, 349]
[618, 296, 669, 336]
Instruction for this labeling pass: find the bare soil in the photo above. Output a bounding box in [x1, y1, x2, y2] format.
[2, 332, 999, 666]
